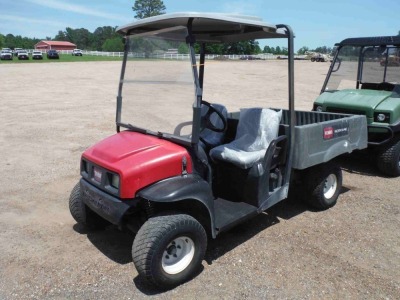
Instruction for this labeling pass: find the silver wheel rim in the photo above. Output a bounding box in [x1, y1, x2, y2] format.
[324, 174, 337, 199]
[161, 236, 195, 275]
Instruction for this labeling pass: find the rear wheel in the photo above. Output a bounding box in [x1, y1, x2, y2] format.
[69, 182, 109, 229]
[303, 162, 342, 210]
[311, 57, 315, 62]
[376, 139, 400, 177]
[132, 214, 207, 288]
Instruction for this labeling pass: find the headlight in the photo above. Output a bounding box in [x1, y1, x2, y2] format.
[81, 160, 88, 174]
[110, 174, 120, 189]
[374, 112, 390, 123]
[377, 114, 386, 122]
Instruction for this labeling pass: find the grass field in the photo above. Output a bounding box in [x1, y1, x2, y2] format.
[0, 54, 122, 63]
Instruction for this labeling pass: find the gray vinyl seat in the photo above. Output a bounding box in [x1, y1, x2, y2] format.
[199, 103, 228, 149]
[209, 108, 282, 169]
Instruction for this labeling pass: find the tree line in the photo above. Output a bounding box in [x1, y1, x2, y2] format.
[0, 29, 335, 55]
[0, 26, 124, 52]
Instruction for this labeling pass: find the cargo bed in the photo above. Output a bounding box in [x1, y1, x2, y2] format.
[281, 109, 368, 169]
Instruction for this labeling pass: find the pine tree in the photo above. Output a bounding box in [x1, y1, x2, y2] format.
[132, 0, 166, 19]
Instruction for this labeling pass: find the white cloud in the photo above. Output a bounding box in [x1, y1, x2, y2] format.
[0, 14, 66, 27]
[26, 0, 128, 21]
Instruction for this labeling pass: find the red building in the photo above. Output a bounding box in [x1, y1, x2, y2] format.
[34, 41, 77, 51]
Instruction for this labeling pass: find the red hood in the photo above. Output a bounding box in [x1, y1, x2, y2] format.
[83, 131, 192, 198]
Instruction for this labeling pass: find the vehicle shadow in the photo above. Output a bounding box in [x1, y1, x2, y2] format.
[205, 198, 308, 264]
[132, 265, 205, 295]
[336, 153, 386, 177]
[73, 224, 134, 264]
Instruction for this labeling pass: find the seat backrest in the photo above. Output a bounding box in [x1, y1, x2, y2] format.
[199, 103, 228, 149]
[209, 108, 282, 169]
[232, 108, 281, 151]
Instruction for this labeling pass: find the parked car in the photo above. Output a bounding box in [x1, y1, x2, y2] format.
[14, 48, 23, 57]
[17, 50, 29, 60]
[32, 50, 43, 60]
[72, 49, 83, 56]
[0, 49, 13, 60]
[47, 50, 59, 59]
[240, 55, 261, 60]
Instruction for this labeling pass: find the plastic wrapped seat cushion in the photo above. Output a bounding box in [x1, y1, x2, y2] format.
[210, 108, 282, 169]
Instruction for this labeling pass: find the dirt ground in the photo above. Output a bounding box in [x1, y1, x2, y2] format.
[0, 60, 399, 299]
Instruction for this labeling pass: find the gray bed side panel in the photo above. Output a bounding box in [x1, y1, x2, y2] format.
[292, 115, 367, 169]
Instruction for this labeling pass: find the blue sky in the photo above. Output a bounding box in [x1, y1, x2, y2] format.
[0, 0, 399, 50]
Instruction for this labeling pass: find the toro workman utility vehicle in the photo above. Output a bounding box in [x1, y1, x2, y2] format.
[70, 13, 367, 288]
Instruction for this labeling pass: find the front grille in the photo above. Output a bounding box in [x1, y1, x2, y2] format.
[81, 159, 120, 197]
[326, 107, 365, 115]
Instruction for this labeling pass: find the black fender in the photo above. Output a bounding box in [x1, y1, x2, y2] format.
[137, 174, 217, 237]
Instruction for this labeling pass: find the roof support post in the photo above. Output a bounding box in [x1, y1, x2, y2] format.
[187, 18, 202, 145]
[116, 37, 129, 132]
[277, 24, 295, 186]
[199, 43, 206, 89]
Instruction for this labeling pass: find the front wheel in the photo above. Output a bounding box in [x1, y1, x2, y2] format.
[69, 182, 109, 229]
[303, 162, 343, 210]
[132, 214, 207, 288]
[376, 139, 400, 177]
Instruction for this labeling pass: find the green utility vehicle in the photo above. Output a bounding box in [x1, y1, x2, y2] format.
[313, 36, 400, 176]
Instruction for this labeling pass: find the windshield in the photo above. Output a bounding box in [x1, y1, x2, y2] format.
[361, 46, 400, 83]
[325, 45, 400, 91]
[325, 45, 360, 91]
[120, 27, 194, 140]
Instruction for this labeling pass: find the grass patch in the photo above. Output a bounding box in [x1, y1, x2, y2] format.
[0, 54, 123, 64]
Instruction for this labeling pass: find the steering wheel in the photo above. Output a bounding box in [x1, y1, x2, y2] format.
[200, 101, 227, 133]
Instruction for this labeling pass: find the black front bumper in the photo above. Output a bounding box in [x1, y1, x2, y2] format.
[367, 122, 400, 146]
[80, 179, 138, 225]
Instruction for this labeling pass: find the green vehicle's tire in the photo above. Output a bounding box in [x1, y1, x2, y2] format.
[69, 183, 109, 229]
[303, 162, 343, 210]
[377, 139, 400, 177]
[132, 214, 207, 289]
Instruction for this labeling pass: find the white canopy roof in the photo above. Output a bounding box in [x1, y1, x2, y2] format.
[117, 12, 287, 42]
